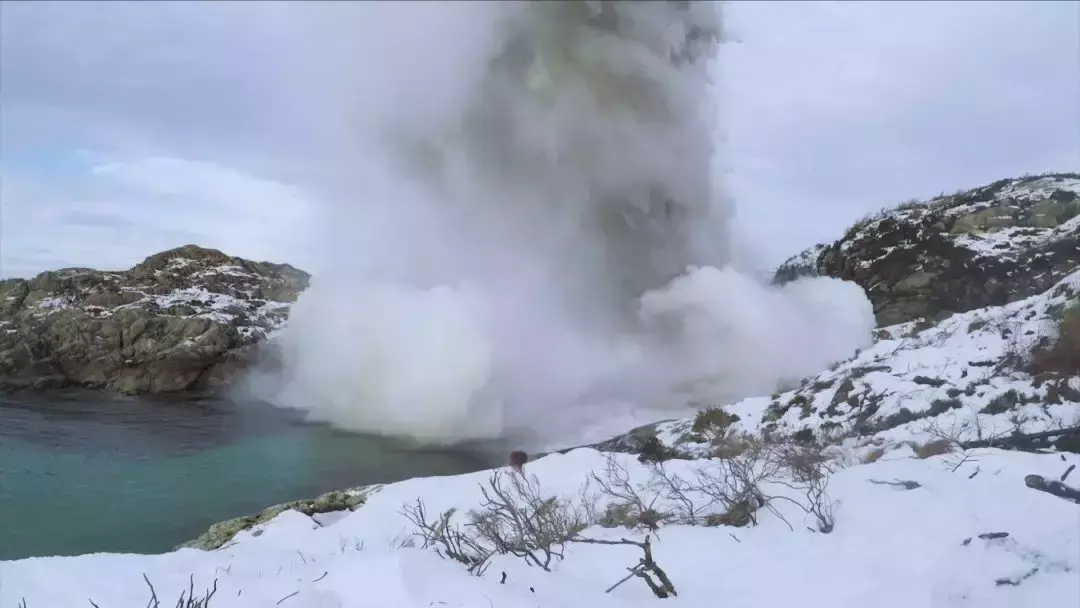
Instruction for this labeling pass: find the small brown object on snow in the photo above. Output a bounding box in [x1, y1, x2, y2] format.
[509, 450, 528, 474]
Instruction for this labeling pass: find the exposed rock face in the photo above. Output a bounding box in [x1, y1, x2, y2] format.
[179, 486, 378, 551]
[0, 245, 309, 394]
[775, 173, 1080, 326]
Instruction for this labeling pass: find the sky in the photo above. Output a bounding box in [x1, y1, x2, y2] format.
[0, 0, 1077, 279]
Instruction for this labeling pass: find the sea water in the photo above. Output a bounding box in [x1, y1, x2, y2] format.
[0, 392, 501, 560]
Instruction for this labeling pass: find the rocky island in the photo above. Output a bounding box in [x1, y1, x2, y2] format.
[0, 244, 309, 394]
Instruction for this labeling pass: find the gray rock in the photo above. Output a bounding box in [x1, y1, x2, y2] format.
[0, 244, 310, 395]
[774, 173, 1080, 326]
[180, 486, 380, 551]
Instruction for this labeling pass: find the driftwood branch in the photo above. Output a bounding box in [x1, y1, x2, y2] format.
[1060, 464, 1075, 482]
[959, 425, 1080, 451]
[1024, 474, 1080, 504]
[868, 478, 922, 490]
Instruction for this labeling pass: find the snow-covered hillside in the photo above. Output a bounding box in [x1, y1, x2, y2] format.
[625, 269, 1080, 461]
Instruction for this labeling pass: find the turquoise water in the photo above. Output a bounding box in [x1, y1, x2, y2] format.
[0, 393, 502, 560]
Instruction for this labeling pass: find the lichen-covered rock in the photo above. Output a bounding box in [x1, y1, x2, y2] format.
[774, 173, 1080, 326]
[179, 486, 379, 551]
[0, 244, 309, 394]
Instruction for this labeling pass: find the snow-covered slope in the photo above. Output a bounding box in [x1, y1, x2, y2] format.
[631, 269, 1080, 461]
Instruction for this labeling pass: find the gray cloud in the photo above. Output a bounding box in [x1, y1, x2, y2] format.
[0, 1, 1077, 275]
[61, 210, 137, 229]
[721, 1, 1079, 263]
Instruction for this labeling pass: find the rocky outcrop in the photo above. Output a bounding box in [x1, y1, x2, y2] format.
[0, 245, 309, 394]
[775, 173, 1080, 326]
[180, 486, 379, 551]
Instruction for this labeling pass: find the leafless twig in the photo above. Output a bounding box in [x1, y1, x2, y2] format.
[574, 535, 677, 598]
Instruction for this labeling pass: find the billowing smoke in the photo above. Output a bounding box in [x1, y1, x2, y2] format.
[253, 1, 874, 448]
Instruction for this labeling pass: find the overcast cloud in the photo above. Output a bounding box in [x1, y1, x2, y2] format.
[1, 0, 1077, 278]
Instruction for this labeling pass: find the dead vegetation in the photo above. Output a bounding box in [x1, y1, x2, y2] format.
[912, 439, 954, 460]
[691, 406, 740, 435]
[1024, 460, 1080, 504]
[403, 436, 836, 599]
[79, 574, 219, 608]
[1028, 296, 1080, 376]
[863, 447, 886, 463]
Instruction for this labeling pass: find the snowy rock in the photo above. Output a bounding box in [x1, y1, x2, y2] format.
[0, 244, 309, 394]
[775, 172, 1080, 326]
[179, 487, 379, 551]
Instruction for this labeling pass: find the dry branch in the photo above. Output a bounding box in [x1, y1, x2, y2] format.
[574, 535, 677, 598]
[1024, 474, 1080, 504]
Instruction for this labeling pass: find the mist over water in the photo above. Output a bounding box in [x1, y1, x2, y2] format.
[249, 1, 875, 448]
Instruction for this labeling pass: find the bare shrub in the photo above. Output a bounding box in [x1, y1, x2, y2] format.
[688, 439, 779, 528]
[921, 406, 1037, 472]
[575, 535, 678, 598]
[467, 471, 589, 571]
[920, 418, 981, 473]
[88, 574, 219, 608]
[710, 430, 756, 459]
[401, 499, 493, 576]
[691, 407, 741, 435]
[773, 441, 830, 482]
[592, 436, 837, 534]
[403, 469, 682, 598]
[774, 467, 837, 533]
[404, 437, 838, 598]
[403, 470, 589, 574]
[586, 456, 672, 530]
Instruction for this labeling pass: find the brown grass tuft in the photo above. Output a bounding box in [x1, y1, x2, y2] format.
[913, 439, 954, 459]
[692, 407, 741, 435]
[1029, 299, 1080, 376]
[863, 447, 886, 463]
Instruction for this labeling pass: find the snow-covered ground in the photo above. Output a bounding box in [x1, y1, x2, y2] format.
[2, 446, 1076, 608]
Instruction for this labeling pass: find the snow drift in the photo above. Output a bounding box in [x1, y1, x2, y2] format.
[255, 1, 874, 446]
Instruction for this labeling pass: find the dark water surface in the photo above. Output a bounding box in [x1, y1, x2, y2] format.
[0, 392, 503, 561]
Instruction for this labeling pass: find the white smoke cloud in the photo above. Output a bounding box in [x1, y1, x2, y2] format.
[637, 266, 874, 404]
[254, 1, 875, 448]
